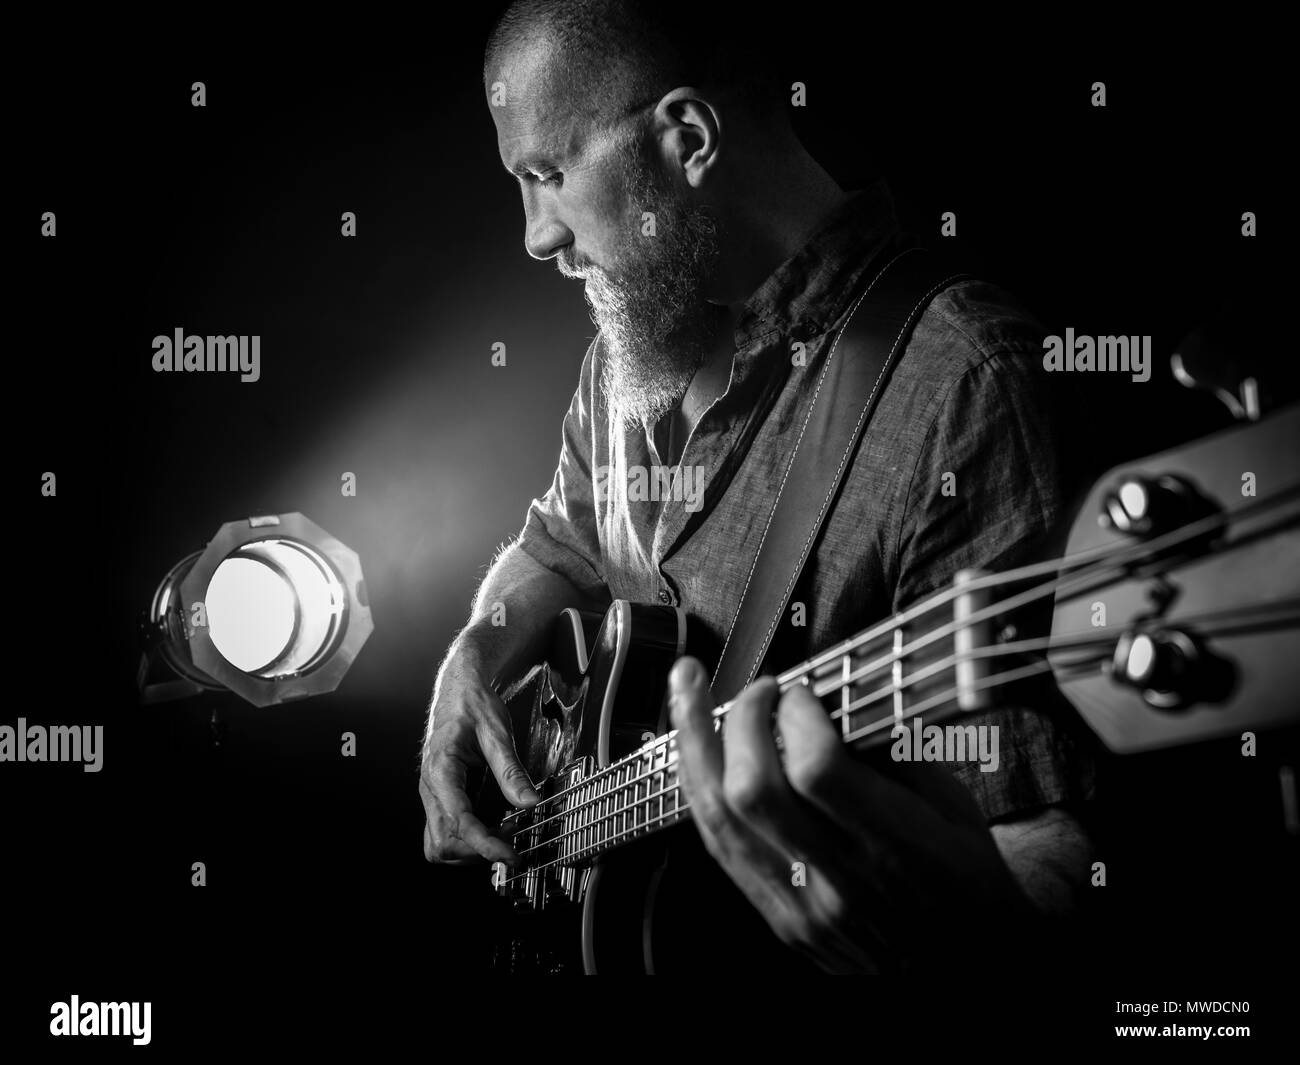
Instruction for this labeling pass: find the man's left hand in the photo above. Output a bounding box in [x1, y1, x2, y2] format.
[668, 655, 1047, 972]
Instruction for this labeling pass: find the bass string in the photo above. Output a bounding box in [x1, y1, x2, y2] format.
[504, 650, 1092, 882]
[509, 593, 1299, 856]
[510, 488, 1300, 843]
[772, 482, 1298, 687]
[507, 646, 1107, 868]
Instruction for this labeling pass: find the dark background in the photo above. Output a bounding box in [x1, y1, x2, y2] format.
[8, 7, 1293, 1042]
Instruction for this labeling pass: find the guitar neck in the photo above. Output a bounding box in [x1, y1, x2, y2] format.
[500, 410, 1300, 906]
[511, 568, 1049, 873]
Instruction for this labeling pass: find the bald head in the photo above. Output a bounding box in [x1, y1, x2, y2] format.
[483, 0, 784, 135]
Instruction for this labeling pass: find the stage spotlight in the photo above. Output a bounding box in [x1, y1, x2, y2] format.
[138, 513, 373, 707]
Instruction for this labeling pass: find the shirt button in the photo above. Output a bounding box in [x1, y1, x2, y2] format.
[658, 589, 672, 604]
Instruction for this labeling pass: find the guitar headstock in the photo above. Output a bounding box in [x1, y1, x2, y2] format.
[1049, 403, 1300, 752]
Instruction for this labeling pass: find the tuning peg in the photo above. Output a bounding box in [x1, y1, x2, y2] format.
[1099, 473, 1218, 540]
[1111, 630, 1196, 707]
[1110, 628, 1235, 710]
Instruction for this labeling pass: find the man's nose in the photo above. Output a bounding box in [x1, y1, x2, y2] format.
[523, 196, 571, 261]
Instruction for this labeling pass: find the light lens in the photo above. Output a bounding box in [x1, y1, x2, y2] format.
[206, 556, 297, 673]
[204, 539, 346, 678]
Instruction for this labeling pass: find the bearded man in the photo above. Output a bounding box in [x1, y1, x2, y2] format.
[420, 0, 1095, 973]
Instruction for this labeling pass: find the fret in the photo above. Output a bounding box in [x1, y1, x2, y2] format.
[620, 761, 630, 837]
[628, 758, 638, 838]
[603, 774, 612, 844]
[611, 768, 619, 839]
[644, 746, 653, 827]
[953, 568, 994, 711]
[597, 777, 607, 848]
[638, 759, 645, 832]
[575, 781, 583, 857]
[564, 794, 574, 862]
[610, 771, 618, 840]
[605, 767, 615, 843]
[559, 793, 569, 864]
[611, 771, 619, 841]
[599, 775, 606, 849]
[594, 776, 602, 849]
[892, 627, 905, 725]
[628, 757, 638, 839]
[665, 735, 678, 820]
[664, 739, 674, 821]
[840, 653, 852, 738]
[655, 741, 665, 825]
[620, 761, 630, 836]
[611, 764, 622, 840]
[645, 748, 654, 827]
[638, 749, 651, 834]
[585, 785, 595, 858]
[563, 787, 571, 861]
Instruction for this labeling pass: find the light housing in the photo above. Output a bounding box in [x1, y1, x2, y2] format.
[139, 513, 372, 707]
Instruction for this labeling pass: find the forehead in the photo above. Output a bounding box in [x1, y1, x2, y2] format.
[487, 38, 600, 170]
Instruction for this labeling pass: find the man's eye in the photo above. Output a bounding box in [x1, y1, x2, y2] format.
[538, 171, 563, 188]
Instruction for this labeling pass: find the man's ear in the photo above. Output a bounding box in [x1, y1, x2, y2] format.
[651, 87, 722, 189]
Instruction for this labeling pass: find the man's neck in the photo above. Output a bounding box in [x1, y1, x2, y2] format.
[711, 146, 851, 317]
[658, 144, 851, 464]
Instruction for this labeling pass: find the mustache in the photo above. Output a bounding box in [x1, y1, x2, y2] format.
[556, 249, 597, 280]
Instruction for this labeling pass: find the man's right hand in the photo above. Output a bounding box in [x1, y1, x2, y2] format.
[420, 653, 541, 865]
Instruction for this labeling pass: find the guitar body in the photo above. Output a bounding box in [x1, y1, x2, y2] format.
[489, 601, 805, 974]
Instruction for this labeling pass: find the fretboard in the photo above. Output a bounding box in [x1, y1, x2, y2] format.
[511, 568, 1040, 875]
[540, 732, 690, 869]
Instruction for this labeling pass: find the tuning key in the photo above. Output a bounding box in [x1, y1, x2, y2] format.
[1110, 627, 1235, 710]
[1099, 473, 1219, 542]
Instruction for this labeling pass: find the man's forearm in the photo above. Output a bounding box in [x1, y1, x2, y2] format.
[442, 541, 595, 692]
[418, 542, 597, 854]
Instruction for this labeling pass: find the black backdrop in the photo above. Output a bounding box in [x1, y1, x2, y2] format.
[8, 8, 1292, 1043]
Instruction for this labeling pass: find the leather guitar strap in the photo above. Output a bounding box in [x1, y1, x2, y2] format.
[709, 244, 972, 703]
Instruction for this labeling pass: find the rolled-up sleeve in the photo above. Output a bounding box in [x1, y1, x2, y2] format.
[893, 348, 1096, 823]
[516, 336, 610, 603]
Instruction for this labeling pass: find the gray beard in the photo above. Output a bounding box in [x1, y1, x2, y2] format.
[559, 152, 724, 431]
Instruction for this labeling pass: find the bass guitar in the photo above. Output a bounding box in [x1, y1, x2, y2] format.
[481, 402, 1300, 973]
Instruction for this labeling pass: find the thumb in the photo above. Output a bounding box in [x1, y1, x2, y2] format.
[668, 655, 712, 729]
[669, 655, 708, 697]
[478, 712, 540, 809]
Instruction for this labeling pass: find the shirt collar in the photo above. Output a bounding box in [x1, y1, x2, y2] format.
[732, 176, 905, 349]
